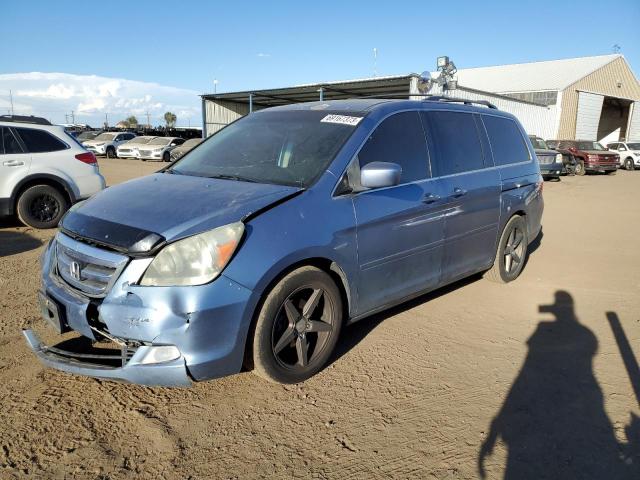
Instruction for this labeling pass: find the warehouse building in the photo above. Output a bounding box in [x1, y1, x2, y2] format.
[201, 54, 640, 142]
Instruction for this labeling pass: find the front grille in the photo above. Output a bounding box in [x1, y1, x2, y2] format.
[139, 149, 152, 156]
[55, 233, 128, 297]
[119, 148, 131, 154]
[538, 155, 554, 164]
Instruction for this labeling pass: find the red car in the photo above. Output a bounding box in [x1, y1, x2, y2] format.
[547, 140, 619, 175]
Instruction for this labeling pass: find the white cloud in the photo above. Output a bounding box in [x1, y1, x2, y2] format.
[0, 72, 201, 127]
[256, 53, 271, 58]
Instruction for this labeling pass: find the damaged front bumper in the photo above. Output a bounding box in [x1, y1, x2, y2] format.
[25, 233, 257, 387]
[23, 329, 192, 387]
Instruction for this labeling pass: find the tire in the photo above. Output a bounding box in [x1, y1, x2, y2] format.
[163, 151, 170, 162]
[106, 147, 116, 158]
[252, 266, 343, 384]
[625, 158, 635, 171]
[16, 184, 68, 229]
[575, 159, 586, 176]
[485, 215, 528, 284]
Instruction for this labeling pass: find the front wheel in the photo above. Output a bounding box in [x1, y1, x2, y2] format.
[485, 215, 528, 283]
[575, 160, 586, 176]
[252, 266, 343, 384]
[625, 158, 635, 171]
[16, 184, 68, 229]
[163, 151, 171, 162]
[106, 147, 116, 158]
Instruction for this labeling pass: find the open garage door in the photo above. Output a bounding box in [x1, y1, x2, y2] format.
[628, 102, 640, 141]
[576, 92, 604, 140]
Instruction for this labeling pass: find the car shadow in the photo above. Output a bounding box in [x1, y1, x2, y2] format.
[329, 272, 483, 367]
[477, 291, 639, 479]
[0, 230, 42, 257]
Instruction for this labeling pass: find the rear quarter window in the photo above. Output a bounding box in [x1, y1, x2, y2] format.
[15, 127, 68, 153]
[482, 115, 531, 166]
[1, 127, 24, 154]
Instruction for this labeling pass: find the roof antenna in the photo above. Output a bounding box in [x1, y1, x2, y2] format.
[373, 48, 377, 78]
[612, 44, 621, 54]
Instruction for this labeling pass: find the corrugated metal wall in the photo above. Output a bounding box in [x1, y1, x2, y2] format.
[204, 100, 261, 137]
[575, 92, 604, 140]
[558, 56, 640, 138]
[432, 85, 557, 138]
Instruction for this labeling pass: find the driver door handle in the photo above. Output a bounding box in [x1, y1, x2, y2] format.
[422, 193, 441, 204]
[452, 187, 467, 198]
[3, 160, 24, 167]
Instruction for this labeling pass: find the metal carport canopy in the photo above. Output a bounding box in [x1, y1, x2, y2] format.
[200, 74, 419, 107]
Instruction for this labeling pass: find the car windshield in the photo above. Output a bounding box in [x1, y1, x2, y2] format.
[170, 110, 362, 187]
[149, 137, 172, 145]
[94, 133, 117, 141]
[77, 131, 98, 140]
[575, 141, 606, 151]
[627, 143, 640, 150]
[529, 137, 548, 149]
[132, 136, 154, 144]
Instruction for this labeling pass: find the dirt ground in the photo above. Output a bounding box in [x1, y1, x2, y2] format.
[1, 158, 639, 479]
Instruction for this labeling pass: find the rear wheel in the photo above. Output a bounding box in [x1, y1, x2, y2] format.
[575, 159, 586, 176]
[625, 158, 635, 171]
[252, 266, 343, 384]
[485, 215, 528, 283]
[16, 184, 68, 229]
[106, 146, 116, 158]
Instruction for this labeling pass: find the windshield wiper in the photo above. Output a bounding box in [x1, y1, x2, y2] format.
[206, 174, 259, 183]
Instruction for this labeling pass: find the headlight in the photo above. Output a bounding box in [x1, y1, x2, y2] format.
[95, 143, 105, 147]
[140, 222, 244, 286]
[154, 148, 164, 152]
[555, 153, 562, 163]
[634, 152, 640, 157]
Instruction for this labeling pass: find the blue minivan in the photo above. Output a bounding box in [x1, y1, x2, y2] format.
[24, 98, 543, 386]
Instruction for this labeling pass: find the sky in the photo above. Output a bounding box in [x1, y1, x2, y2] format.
[1, 0, 639, 127]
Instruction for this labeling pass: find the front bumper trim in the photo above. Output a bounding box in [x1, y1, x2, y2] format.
[23, 329, 192, 387]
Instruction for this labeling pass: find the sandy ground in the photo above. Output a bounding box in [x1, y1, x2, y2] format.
[1, 158, 639, 479]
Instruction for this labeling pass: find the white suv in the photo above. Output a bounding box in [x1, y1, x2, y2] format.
[607, 141, 640, 171]
[83, 131, 136, 158]
[138, 137, 185, 162]
[0, 115, 106, 228]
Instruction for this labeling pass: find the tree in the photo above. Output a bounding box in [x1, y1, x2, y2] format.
[164, 111, 177, 128]
[126, 115, 138, 128]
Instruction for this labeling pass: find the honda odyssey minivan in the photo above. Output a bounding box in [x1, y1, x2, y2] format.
[24, 98, 543, 386]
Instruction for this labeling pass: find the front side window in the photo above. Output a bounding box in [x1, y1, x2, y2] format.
[1, 127, 24, 154]
[172, 110, 361, 187]
[422, 111, 484, 176]
[482, 115, 531, 166]
[15, 127, 67, 153]
[358, 111, 429, 183]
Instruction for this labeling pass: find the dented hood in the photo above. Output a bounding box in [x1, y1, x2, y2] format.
[61, 173, 301, 254]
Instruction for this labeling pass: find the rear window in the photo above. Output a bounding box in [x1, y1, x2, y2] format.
[482, 115, 530, 166]
[1, 127, 24, 154]
[422, 111, 484, 176]
[15, 127, 68, 153]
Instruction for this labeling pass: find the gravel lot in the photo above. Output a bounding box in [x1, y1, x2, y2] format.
[1, 158, 639, 479]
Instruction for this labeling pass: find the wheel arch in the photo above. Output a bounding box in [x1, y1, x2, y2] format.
[10, 174, 76, 214]
[241, 256, 352, 370]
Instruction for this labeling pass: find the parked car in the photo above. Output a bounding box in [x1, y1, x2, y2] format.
[83, 132, 136, 158]
[0, 115, 105, 228]
[546, 140, 619, 175]
[138, 137, 185, 162]
[116, 136, 156, 159]
[169, 138, 202, 161]
[23, 99, 543, 386]
[606, 141, 640, 171]
[76, 130, 103, 143]
[528, 135, 563, 180]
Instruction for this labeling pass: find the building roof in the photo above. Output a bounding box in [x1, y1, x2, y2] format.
[450, 54, 622, 94]
[201, 74, 417, 107]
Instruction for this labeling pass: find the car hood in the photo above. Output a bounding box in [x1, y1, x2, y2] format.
[584, 150, 617, 156]
[60, 173, 302, 254]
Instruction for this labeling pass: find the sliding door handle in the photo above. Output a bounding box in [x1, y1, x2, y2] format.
[452, 187, 467, 198]
[422, 193, 441, 204]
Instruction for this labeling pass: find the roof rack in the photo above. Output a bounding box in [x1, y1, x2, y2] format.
[359, 93, 497, 109]
[0, 115, 52, 125]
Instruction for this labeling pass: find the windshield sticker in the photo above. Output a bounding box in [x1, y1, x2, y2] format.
[321, 114, 363, 126]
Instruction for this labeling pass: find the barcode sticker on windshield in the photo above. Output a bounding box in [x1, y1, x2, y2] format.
[321, 114, 363, 126]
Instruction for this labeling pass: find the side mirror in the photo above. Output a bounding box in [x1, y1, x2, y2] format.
[360, 162, 402, 189]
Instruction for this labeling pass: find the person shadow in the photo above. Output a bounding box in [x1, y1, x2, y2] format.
[478, 290, 638, 479]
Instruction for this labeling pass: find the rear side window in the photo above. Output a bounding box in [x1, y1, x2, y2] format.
[422, 111, 484, 176]
[1, 127, 24, 154]
[482, 115, 531, 166]
[358, 111, 429, 183]
[15, 127, 67, 153]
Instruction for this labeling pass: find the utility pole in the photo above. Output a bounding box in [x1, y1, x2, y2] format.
[9, 89, 14, 116]
[146, 111, 151, 128]
[71, 110, 75, 124]
[214, 79, 219, 94]
[65, 113, 69, 123]
[105, 112, 109, 128]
